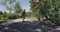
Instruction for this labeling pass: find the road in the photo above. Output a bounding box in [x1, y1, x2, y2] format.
[2, 18, 38, 25]
[7, 18, 37, 22]
[0, 18, 60, 32]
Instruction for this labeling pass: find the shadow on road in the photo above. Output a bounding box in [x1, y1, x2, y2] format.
[0, 21, 60, 32]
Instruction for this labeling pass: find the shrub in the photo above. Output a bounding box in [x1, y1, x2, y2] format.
[7, 14, 17, 19]
[0, 17, 8, 20]
[49, 13, 60, 25]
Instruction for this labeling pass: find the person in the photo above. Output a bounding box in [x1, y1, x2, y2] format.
[22, 9, 26, 21]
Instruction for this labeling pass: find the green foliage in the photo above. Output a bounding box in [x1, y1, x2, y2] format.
[0, 17, 8, 20]
[6, 14, 17, 19]
[47, 0, 60, 25]
[14, 2, 23, 13]
[6, 6, 12, 13]
[30, 0, 60, 25]
[30, 0, 40, 16]
[0, 0, 23, 20]
[26, 12, 31, 17]
[0, 11, 3, 15]
[0, 0, 15, 5]
[0, 0, 7, 5]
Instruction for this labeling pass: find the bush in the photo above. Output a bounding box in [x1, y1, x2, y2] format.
[0, 11, 3, 15]
[49, 13, 60, 25]
[0, 14, 8, 20]
[7, 14, 17, 19]
[0, 14, 21, 20]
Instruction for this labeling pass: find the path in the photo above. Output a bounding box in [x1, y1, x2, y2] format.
[0, 18, 60, 32]
[7, 18, 38, 23]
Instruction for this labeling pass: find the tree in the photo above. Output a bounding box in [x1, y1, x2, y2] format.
[48, 0, 60, 25]
[30, 0, 41, 20]
[0, 0, 7, 5]
[30, 0, 60, 25]
[0, 0, 23, 20]
[14, 2, 23, 14]
[0, 11, 3, 15]
[39, 1, 51, 20]
[6, 0, 16, 13]
[0, 0, 16, 13]
[6, 6, 12, 13]
[0, 0, 23, 14]
[30, 0, 50, 20]
[3, 11, 7, 17]
[30, 0, 40, 16]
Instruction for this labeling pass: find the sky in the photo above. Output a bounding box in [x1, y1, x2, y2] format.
[0, 0, 30, 12]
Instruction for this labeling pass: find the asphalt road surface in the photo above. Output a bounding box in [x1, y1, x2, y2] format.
[0, 18, 60, 32]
